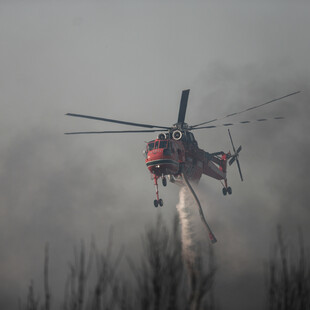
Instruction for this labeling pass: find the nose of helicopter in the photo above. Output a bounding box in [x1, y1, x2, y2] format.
[145, 148, 179, 176]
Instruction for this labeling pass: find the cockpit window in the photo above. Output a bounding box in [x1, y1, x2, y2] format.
[148, 140, 168, 151]
[159, 141, 167, 149]
[147, 142, 155, 151]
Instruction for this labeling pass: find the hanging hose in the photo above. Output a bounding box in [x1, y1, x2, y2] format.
[181, 173, 217, 244]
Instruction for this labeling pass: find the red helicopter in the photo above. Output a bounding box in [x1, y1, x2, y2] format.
[66, 89, 299, 243]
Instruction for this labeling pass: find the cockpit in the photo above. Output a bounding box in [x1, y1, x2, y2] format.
[147, 140, 168, 152]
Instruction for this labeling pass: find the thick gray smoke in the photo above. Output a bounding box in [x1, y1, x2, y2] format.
[1, 2, 310, 309]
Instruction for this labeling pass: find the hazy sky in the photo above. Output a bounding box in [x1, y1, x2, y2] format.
[0, 1, 310, 309]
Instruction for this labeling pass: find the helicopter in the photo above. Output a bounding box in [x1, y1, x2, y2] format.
[65, 89, 299, 243]
[66, 89, 299, 205]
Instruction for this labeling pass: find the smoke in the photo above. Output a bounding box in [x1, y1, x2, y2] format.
[176, 186, 196, 266]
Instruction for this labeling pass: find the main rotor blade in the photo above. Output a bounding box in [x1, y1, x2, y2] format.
[191, 91, 300, 128]
[66, 113, 170, 130]
[177, 89, 190, 125]
[190, 116, 285, 130]
[65, 129, 166, 135]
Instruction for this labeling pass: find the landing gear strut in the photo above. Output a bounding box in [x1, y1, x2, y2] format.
[153, 175, 164, 207]
[222, 179, 232, 196]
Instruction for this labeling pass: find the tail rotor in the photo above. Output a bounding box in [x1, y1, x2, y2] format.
[228, 129, 243, 181]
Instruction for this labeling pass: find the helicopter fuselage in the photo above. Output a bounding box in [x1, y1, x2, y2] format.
[145, 130, 228, 184]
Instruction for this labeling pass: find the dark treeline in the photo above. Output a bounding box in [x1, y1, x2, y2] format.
[20, 215, 216, 310]
[20, 216, 310, 310]
[266, 226, 310, 310]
